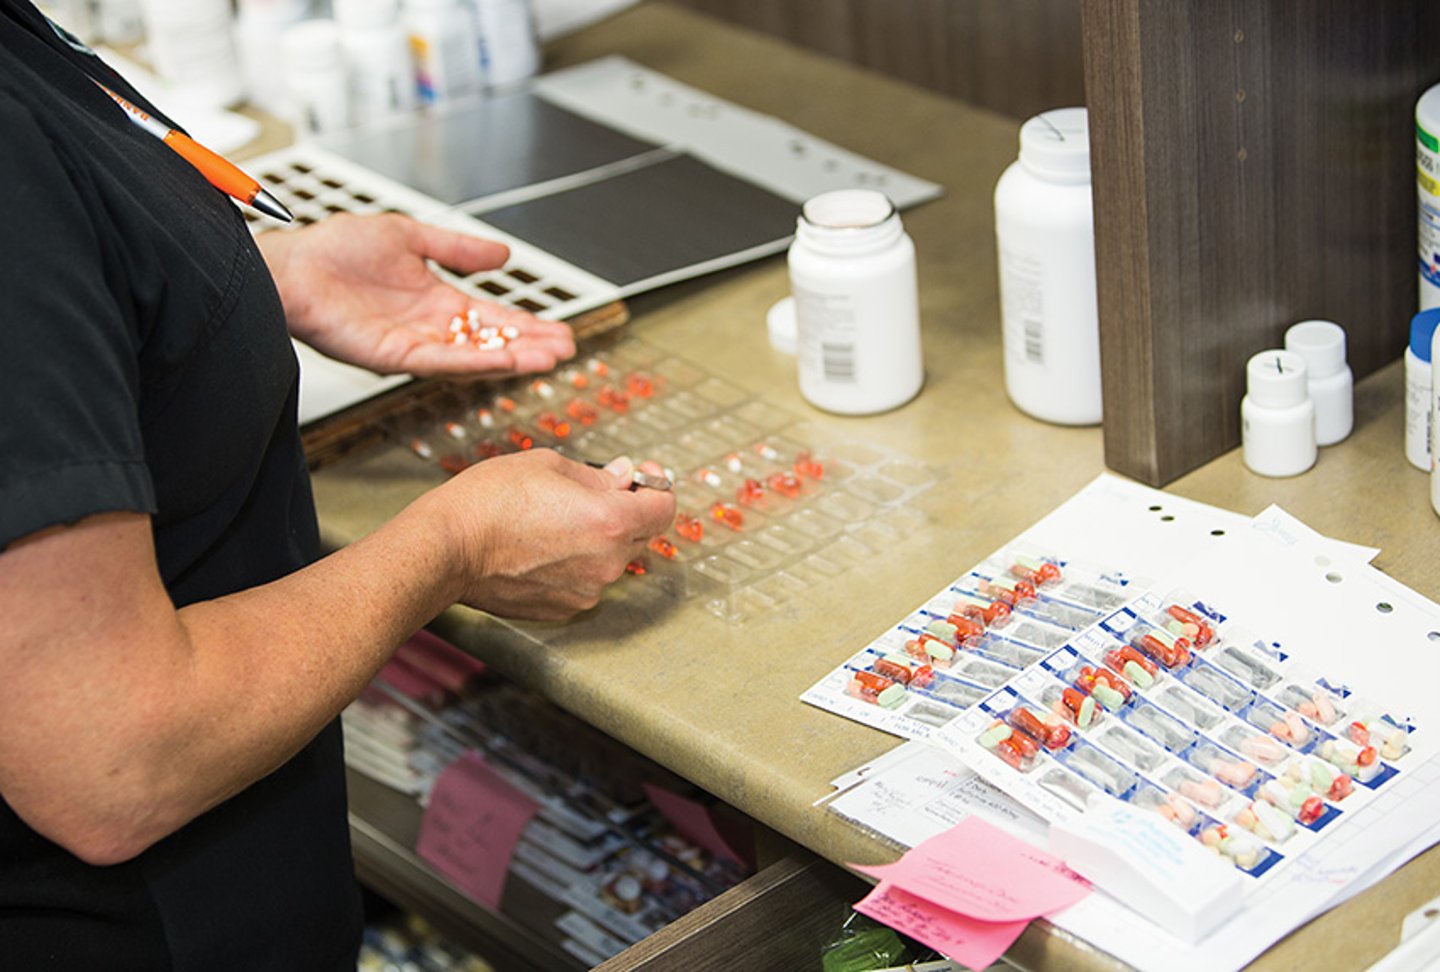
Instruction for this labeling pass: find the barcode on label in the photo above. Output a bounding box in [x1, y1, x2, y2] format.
[823, 343, 856, 382]
[1023, 317, 1044, 363]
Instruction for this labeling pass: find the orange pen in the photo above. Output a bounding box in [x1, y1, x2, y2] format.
[95, 82, 292, 222]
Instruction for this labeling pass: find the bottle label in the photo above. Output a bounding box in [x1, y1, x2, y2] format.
[794, 285, 857, 384]
[1000, 250, 1046, 364]
[1419, 127, 1440, 293]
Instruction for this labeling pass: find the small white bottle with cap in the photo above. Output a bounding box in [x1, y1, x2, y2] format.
[1242, 349, 1316, 477]
[1405, 309, 1440, 471]
[334, 0, 416, 121]
[280, 19, 350, 137]
[788, 188, 923, 415]
[1283, 320, 1352, 446]
[993, 106, 1101, 426]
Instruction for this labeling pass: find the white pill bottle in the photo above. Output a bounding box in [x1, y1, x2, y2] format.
[788, 189, 923, 415]
[404, 0, 481, 104]
[137, 0, 244, 108]
[1241, 349, 1316, 478]
[280, 19, 350, 138]
[472, 0, 540, 88]
[1418, 82, 1440, 311]
[994, 106, 1102, 426]
[335, 0, 417, 120]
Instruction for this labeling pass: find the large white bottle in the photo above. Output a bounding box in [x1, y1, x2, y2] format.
[335, 0, 417, 120]
[993, 106, 1101, 426]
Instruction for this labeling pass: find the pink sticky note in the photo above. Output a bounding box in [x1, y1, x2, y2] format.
[642, 782, 755, 869]
[852, 816, 1089, 922]
[416, 751, 540, 908]
[855, 881, 1030, 970]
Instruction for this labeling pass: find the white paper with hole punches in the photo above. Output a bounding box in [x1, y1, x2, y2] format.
[811, 474, 1440, 972]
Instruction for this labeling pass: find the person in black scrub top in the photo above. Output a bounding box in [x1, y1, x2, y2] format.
[0, 2, 676, 968]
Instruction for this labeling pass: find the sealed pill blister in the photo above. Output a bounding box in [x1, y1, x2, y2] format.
[976, 717, 1043, 772]
[913, 672, 992, 710]
[1160, 764, 1243, 816]
[1124, 618, 1194, 669]
[1004, 702, 1074, 751]
[1290, 755, 1357, 802]
[844, 667, 910, 710]
[984, 548, 1137, 612]
[955, 655, 1022, 688]
[1038, 766, 1102, 812]
[1315, 736, 1391, 785]
[1184, 741, 1265, 796]
[866, 651, 936, 690]
[1218, 722, 1293, 770]
[1240, 697, 1319, 753]
[1091, 722, 1169, 773]
[1342, 709, 1412, 761]
[1051, 737, 1137, 798]
[967, 633, 1047, 669]
[1233, 797, 1300, 844]
[1067, 660, 1134, 712]
[1212, 644, 1282, 690]
[965, 572, 1103, 630]
[1175, 658, 1255, 712]
[1101, 643, 1161, 692]
[1277, 682, 1346, 727]
[1198, 821, 1274, 873]
[1152, 681, 1228, 731]
[1132, 782, 1209, 835]
[1151, 593, 1219, 650]
[1120, 697, 1197, 754]
[1253, 774, 1337, 829]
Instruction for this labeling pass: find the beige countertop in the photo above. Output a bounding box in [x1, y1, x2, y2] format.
[309, 4, 1440, 969]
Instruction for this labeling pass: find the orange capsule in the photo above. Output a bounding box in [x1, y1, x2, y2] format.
[709, 502, 745, 531]
[472, 440, 504, 460]
[767, 472, 804, 498]
[507, 428, 534, 450]
[495, 396, 517, 413]
[1010, 559, 1062, 585]
[736, 478, 766, 506]
[597, 385, 629, 413]
[438, 453, 469, 476]
[942, 614, 986, 643]
[647, 536, 678, 560]
[793, 450, 825, 480]
[625, 373, 656, 399]
[1007, 706, 1071, 751]
[624, 559, 646, 576]
[872, 657, 914, 684]
[848, 669, 895, 701]
[674, 513, 704, 543]
[536, 412, 571, 439]
[565, 399, 599, 426]
[1167, 604, 1215, 646]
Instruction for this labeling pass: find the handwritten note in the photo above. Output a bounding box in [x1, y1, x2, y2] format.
[416, 751, 540, 908]
[854, 881, 1030, 970]
[852, 816, 1089, 922]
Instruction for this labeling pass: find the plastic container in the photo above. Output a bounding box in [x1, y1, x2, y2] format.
[1430, 316, 1440, 518]
[280, 19, 350, 137]
[404, 0, 482, 104]
[788, 189, 923, 415]
[1241, 349, 1316, 478]
[994, 106, 1101, 426]
[1418, 83, 1440, 311]
[137, 0, 244, 108]
[1405, 310, 1439, 471]
[1283, 320, 1352, 446]
[235, 0, 312, 115]
[472, 0, 540, 88]
[335, 0, 416, 119]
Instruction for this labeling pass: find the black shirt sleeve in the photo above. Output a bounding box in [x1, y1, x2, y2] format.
[0, 93, 155, 548]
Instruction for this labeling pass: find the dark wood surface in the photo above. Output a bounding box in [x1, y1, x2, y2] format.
[1084, 0, 1440, 485]
[671, 0, 1087, 122]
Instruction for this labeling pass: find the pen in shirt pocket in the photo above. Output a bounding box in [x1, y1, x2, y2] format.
[94, 81, 293, 223]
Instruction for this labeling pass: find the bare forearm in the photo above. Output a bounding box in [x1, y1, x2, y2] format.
[0, 496, 466, 864]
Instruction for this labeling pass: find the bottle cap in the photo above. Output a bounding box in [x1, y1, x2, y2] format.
[1410, 308, 1440, 361]
[1018, 107, 1090, 182]
[766, 296, 797, 355]
[1284, 320, 1346, 378]
[1245, 349, 1309, 409]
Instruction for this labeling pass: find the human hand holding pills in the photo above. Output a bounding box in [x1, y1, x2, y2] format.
[426, 449, 675, 621]
[257, 212, 576, 378]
